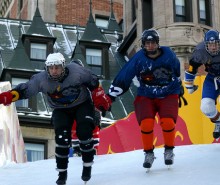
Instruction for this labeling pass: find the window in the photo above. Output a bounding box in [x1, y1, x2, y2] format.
[25, 143, 45, 162]
[19, 0, 23, 11]
[174, 0, 192, 22]
[198, 0, 212, 26]
[36, 93, 52, 114]
[175, 0, 185, 21]
[30, 43, 47, 60]
[86, 48, 102, 75]
[12, 78, 29, 109]
[132, 0, 137, 23]
[95, 16, 109, 28]
[142, 0, 153, 30]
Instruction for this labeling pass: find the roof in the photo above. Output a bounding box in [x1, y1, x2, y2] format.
[26, 6, 54, 38]
[0, 17, 136, 122]
[108, 1, 123, 33]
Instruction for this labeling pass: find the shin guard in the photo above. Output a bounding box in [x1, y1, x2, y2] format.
[160, 118, 175, 147]
[140, 118, 154, 151]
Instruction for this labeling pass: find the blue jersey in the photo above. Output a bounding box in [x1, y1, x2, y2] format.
[109, 46, 181, 98]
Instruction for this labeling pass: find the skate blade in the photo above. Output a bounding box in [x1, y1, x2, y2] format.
[146, 168, 151, 173]
[84, 181, 88, 185]
[166, 165, 172, 170]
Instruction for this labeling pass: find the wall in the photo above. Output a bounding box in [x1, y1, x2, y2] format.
[9, 0, 123, 27]
[0, 82, 27, 167]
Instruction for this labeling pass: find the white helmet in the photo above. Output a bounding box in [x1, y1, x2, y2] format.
[45, 52, 66, 81]
[45, 52, 65, 67]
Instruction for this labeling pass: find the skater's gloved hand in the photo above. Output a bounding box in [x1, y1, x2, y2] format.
[185, 84, 198, 94]
[184, 71, 197, 94]
[92, 86, 112, 117]
[0, 90, 19, 106]
[178, 85, 188, 107]
[0, 91, 13, 106]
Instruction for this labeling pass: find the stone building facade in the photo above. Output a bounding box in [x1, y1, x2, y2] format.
[121, 0, 220, 77]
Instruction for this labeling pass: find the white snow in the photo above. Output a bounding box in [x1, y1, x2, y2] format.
[0, 143, 219, 185]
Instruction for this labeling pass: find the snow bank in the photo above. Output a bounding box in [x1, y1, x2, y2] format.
[0, 82, 26, 167]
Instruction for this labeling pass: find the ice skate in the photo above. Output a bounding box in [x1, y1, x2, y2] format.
[81, 162, 93, 183]
[164, 149, 175, 166]
[81, 166, 92, 182]
[213, 123, 220, 139]
[56, 171, 67, 185]
[143, 152, 155, 170]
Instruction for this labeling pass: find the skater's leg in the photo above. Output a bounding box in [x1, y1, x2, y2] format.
[52, 109, 72, 185]
[134, 96, 156, 169]
[75, 100, 96, 182]
[159, 95, 178, 166]
[201, 76, 220, 139]
[201, 98, 220, 139]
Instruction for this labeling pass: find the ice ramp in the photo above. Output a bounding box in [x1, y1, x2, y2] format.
[0, 82, 27, 167]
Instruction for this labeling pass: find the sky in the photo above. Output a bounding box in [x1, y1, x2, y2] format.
[0, 143, 219, 185]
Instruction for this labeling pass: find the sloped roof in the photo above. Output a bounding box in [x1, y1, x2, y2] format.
[71, 30, 88, 67]
[26, 6, 53, 38]
[81, 2, 108, 44]
[0, 18, 135, 121]
[7, 37, 34, 70]
[108, 1, 122, 32]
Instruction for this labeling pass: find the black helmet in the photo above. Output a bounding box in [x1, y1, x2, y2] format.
[141, 29, 160, 47]
[204, 29, 220, 56]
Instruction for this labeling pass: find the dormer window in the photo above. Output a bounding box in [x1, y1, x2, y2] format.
[30, 43, 47, 60]
[95, 15, 109, 28]
[86, 48, 102, 75]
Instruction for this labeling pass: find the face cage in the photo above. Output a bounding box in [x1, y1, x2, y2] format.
[205, 41, 220, 56]
[143, 41, 159, 55]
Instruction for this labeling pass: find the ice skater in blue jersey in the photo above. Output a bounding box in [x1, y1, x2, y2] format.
[107, 29, 183, 169]
[184, 29, 220, 139]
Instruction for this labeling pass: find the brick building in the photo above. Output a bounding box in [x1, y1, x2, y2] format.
[1, 0, 123, 27]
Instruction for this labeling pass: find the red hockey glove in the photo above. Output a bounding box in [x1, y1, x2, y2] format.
[0, 91, 13, 106]
[92, 86, 112, 117]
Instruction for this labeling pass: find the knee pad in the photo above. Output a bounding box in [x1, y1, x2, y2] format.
[160, 118, 175, 132]
[55, 129, 71, 146]
[79, 138, 94, 153]
[140, 118, 154, 134]
[200, 98, 217, 118]
[55, 129, 71, 170]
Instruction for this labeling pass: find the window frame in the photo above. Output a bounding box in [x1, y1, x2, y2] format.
[86, 48, 102, 76]
[173, 0, 193, 22]
[142, 0, 153, 30]
[197, 0, 212, 26]
[24, 138, 48, 162]
[30, 42, 47, 60]
[95, 15, 109, 28]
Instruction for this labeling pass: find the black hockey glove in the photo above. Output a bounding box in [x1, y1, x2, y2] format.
[179, 85, 188, 107]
